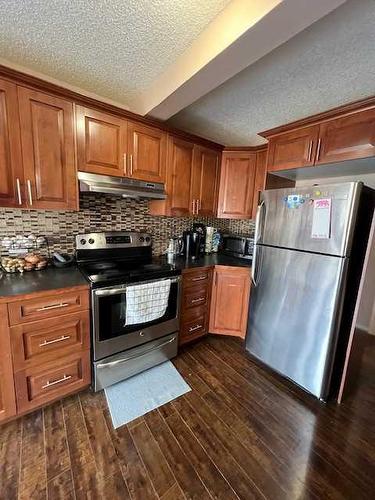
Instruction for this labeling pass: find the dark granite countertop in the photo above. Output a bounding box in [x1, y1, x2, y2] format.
[157, 253, 252, 271]
[0, 266, 88, 301]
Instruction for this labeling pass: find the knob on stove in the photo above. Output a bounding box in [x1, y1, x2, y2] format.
[80, 239, 86, 245]
[88, 238, 95, 244]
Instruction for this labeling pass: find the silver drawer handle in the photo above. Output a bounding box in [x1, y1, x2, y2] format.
[36, 303, 69, 312]
[42, 374, 72, 389]
[39, 335, 71, 347]
[192, 276, 206, 282]
[97, 336, 176, 368]
[189, 324, 202, 333]
[191, 297, 205, 303]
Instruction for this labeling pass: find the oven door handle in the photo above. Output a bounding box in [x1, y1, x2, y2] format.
[96, 336, 177, 368]
[94, 276, 181, 296]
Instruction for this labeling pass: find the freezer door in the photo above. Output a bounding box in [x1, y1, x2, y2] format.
[257, 182, 362, 256]
[246, 246, 347, 399]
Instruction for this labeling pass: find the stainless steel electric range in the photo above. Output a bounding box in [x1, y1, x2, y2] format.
[76, 231, 181, 391]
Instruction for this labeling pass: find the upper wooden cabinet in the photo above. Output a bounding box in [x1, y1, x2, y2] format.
[76, 106, 167, 183]
[127, 122, 166, 183]
[209, 266, 250, 339]
[0, 78, 24, 208]
[317, 108, 375, 165]
[18, 87, 77, 210]
[191, 146, 220, 217]
[267, 125, 320, 172]
[167, 136, 195, 216]
[217, 151, 257, 219]
[264, 105, 375, 172]
[76, 106, 127, 178]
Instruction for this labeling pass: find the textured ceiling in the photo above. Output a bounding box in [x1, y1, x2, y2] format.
[168, 0, 375, 146]
[0, 0, 230, 108]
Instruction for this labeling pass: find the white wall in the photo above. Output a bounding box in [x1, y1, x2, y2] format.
[296, 173, 375, 333]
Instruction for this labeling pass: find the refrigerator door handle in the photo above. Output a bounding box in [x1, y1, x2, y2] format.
[252, 201, 265, 286]
[254, 200, 265, 244]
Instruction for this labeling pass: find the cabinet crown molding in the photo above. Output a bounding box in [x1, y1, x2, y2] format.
[259, 95, 375, 139]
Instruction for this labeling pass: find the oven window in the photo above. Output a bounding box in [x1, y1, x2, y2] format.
[97, 280, 179, 341]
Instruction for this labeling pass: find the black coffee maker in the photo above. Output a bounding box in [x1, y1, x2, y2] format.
[182, 230, 203, 260]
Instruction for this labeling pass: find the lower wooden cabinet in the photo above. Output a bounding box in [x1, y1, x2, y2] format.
[0, 285, 91, 422]
[179, 265, 251, 345]
[179, 267, 213, 345]
[0, 304, 17, 422]
[209, 266, 251, 339]
[14, 350, 90, 414]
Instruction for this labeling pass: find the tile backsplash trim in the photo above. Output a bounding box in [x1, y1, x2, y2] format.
[0, 194, 255, 257]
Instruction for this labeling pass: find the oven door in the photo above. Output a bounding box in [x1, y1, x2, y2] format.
[92, 276, 181, 360]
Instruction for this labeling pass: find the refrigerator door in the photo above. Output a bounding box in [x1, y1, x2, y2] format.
[246, 246, 347, 399]
[257, 182, 362, 256]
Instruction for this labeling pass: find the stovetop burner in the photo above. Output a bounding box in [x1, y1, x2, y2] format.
[75, 231, 181, 286]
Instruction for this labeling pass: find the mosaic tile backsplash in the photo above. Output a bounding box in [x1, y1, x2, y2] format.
[0, 194, 255, 257]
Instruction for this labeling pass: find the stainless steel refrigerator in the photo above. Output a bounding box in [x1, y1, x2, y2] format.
[246, 181, 374, 400]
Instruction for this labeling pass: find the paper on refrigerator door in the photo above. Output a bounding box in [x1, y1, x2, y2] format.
[311, 198, 332, 239]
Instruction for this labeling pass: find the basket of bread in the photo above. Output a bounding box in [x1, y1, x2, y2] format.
[1, 253, 48, 273]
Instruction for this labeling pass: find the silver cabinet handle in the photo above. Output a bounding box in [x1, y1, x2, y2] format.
[97, 336, 176, 368]
[36, 302, 69, 312]
[191, 199, 195, 214]
[307, 140, 313, 161]
[191, 297, 205, 303]
[316, 138, 322, 162]
[27, 179, 33, 205]
[42, 374, 72, 389]
[39, 335, 71, 347]
[123, 153, 127, 174]
[16, 178, 22, 205]
[129, 154, 133, 176]
[192, 275, 207, 282]
[189, 324, 202, 333]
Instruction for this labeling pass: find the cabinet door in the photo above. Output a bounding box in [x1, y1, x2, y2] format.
[0, 304, 16, 422]
[217, 152, 256, 219]
[18, 87, 77, 210]
[127, 122, 166, 182]
[191, 146, 220, 217]
[267, 125, 320, 171]
[317, 109, 375, 165]
[0, 78, 24, 207]
[76, 105, 127, 177]
[168, 136, 195, 216]
[210, 266, 250, 338]
[252, 149, 267, 218]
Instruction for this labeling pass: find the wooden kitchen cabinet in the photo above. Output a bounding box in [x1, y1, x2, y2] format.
[191, 146, 220, 216]
[127, 122, 167, 183]
[316, 108, 375, 165]
[0, 285, 91, 421]
[217, 151, 257, 219]
[0, 78, 24, 208]
[18, 87, 78, 210]
[209, 266, 251, 338]
[0, 304, 17, 422]
[76, 105, 127, 177]
[266, 125, 320, 172]
[179, 267, 213, 345]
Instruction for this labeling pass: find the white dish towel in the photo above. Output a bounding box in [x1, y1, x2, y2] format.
[125, 279, 171, 326]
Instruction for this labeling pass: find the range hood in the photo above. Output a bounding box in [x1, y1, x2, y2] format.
[78, 172, 166, 200]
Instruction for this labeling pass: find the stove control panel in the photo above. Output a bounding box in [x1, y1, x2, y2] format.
[75, 232, 151, 250]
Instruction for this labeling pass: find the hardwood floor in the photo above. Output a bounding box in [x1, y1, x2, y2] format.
[1, 334, 375, 499]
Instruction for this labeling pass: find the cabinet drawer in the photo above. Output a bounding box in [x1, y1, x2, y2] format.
[15, 351, 90, 413]
[8, 287, 89, 325]
[182, 283, 210, 311]
[183, 268, 212, 289]
[11, 311, 90, 371]
[180, 307, 208, 345]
